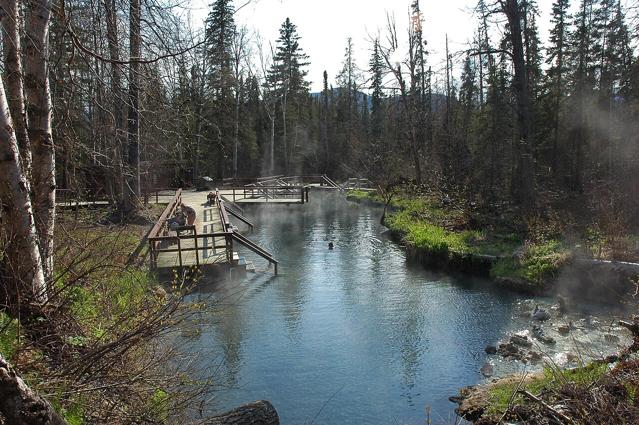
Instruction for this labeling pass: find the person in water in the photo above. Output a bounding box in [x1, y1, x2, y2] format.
[328, 242, 334, 250]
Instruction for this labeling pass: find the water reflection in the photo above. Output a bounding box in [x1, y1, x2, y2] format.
[174, 193, 537, 423]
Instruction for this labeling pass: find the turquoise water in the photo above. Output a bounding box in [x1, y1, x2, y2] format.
[175, 191, 627, 424]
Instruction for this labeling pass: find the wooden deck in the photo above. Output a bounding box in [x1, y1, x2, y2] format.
[154, 191, 234, 268]
[218, 186, 308, 204]
[148, 189, 279, 275]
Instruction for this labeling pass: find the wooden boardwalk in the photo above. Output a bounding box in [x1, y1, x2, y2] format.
[153, 190, 237, 269]
[218, 186, 307, 205]
[148, 189, 279, 275]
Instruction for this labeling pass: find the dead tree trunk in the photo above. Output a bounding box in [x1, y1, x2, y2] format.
[24, 0, 55, 282]
[0, 354, 68, 425]
[104, 0, 125, 201]
[0, 0, 31, 173]
[206, 400, 279, 425]
[0, 79, 46, 305]
[124, 0, 141, 212]
[503, 0, 535, 210]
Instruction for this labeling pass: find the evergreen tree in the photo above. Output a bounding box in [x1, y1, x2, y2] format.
[545, 0, 571, 172]
[267, 18, 310, 174]
[204, 0, 236, 178]
[369, 39, 384, 141]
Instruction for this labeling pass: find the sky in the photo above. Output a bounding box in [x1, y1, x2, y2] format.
[189, 0, 561, 92]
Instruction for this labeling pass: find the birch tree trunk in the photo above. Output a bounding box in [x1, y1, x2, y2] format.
[0, 0, 31, 174]
[0, 78, 46, 305]
[24, 0, 55, 282]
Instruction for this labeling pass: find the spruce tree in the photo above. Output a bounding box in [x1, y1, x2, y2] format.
[204, 0, 236, 178]
[546, 0, 571, 172]
[267, 18, 310, 173]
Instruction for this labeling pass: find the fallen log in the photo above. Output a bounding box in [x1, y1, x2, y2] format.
[205, 400, 279, 425]
[0, 354, 68, 425]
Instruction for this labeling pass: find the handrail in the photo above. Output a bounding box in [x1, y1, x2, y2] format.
[225, 206, 254, 230]
[149, 189, 182, 239]
[220, 196, 246, 215]
[230, 231, 278, 274]
[322, 174, 343, 191]
[218, 199, 232, 231]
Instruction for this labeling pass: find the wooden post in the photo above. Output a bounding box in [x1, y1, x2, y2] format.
[194, 233, 200, 267]
[177, 236, 183, 268]
[149, 240, 155, 269]
[155, 189, 159, 204]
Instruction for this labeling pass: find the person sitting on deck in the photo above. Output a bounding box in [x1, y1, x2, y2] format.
[167, 210, 186, 232]
[207, 191, 218, 205]
[182, 204, 196, 226]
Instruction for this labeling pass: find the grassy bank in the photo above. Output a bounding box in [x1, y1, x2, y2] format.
[347, 189, 573, 289]
[457, 360, 639, 423]
[0, 205, 198, 424]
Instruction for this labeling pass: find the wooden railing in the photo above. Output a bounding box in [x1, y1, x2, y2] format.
[231, 231, 278, 274]
[148, 188, 277, 274]
[227, 186, 306, 203]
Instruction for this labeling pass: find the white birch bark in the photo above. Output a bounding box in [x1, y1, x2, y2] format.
[24, 0, 55, 282]
[0, 0, 31, 174]
[0, 78, 46, 303]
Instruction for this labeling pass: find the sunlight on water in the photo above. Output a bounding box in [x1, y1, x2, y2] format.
[174, 192, 631, 424]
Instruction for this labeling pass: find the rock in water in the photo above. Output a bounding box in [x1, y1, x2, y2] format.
[558, 324, 572, 335]
[604, 334, 620, 343]
[526, 351, 543, 362]
[480, 362, 494, 377]
[532, 325, 556, 344]
[532, 305, 551, 321]
[485, 345, 497, 355]
[510, 334, 533, 348]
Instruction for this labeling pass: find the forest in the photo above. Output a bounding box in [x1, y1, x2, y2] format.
[1, 0, 639, 423]
[45, 0, 639, 209]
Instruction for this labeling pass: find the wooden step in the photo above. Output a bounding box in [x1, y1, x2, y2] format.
[245, 260, 256, 273]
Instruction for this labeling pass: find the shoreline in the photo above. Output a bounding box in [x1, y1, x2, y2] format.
[347, 192, 637, 302]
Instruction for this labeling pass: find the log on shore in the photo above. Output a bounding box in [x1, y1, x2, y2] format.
[0, 354, 67, 425]
[205, 400, 279, 425]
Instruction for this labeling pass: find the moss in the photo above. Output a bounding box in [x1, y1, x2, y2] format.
[486, 363, 609, 415]
[491, 239, 572, 284]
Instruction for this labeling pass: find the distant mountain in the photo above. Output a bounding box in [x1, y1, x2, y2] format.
[310, 88, 372, 110]
[310, 89, 448, 112]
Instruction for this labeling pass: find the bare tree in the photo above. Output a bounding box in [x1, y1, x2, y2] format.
[25, 0, 56, 281]
[501, 0, 535, 209]
[378, 12, 424, 184]
[125, 0, 142, 211]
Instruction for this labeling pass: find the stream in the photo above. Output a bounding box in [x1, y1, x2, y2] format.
[174, 191, 632, 424]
